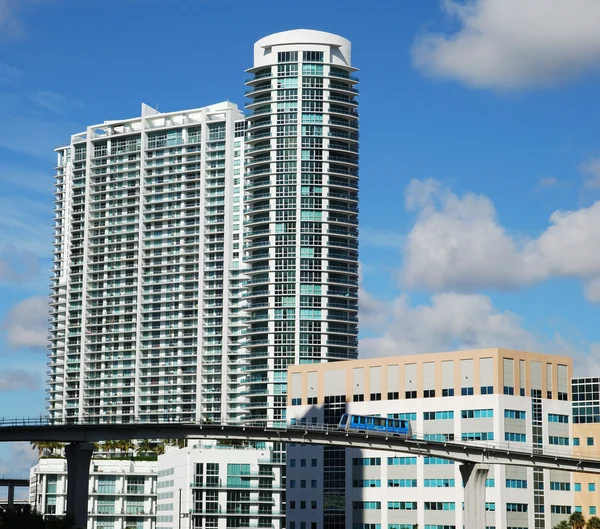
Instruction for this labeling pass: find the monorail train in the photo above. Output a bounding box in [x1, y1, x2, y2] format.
[338, 413, 412, 437]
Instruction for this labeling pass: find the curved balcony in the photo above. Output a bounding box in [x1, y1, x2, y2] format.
[329, 82, 359, 95]
[327, 118, 359, 131]
[326, 250, 358, 263]
[326, 155, 359, 167]
[244, 71, 273, 85]
[245, 84, 273, 97]
[243, 215, 271, 228]
[246, 130, 275, 143]
[245, 97, 273, 109]
[245, 156, 273, 169]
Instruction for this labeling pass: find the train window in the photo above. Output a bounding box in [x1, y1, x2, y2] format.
[400, 420, 408, 429]
[366, 417, 373, 425]
[355, 416, 365, 424]
[376, 418, 386, 426]
[340, 415, 348, 425]
[393, 420, 400, 428]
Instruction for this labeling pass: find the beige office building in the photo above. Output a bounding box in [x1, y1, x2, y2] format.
[286, 348, 574, 529]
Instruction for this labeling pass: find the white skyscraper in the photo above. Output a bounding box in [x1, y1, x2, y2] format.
[48, 28, 359, 428]
[49, 101, 249, 424]
[244, 30, 359, 427]
[45, 29, 359, 529]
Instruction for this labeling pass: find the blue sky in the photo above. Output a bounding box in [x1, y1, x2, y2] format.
[1, 0, 600, 477]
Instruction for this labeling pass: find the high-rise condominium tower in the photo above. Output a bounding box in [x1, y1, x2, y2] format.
[49, 102, 248, 424]
[244, 30, 359, 424]
[47, 29, 359, 429]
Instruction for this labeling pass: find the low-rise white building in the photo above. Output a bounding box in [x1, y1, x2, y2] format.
[29, 457, 157, 529]
[286, 348, 575, 529]
[156, 443, 284, 529]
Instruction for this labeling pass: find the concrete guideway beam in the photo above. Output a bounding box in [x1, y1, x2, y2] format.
[2, 421, 600, 473]
[65, 442, 94, 529]
[460, 463, 489, 529]
[0, 479, 29, 511]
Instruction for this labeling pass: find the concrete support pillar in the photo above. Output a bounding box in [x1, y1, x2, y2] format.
[7, 484, 15, 510]
[460, 462, 489, 529]
[65, 442, 94, 529]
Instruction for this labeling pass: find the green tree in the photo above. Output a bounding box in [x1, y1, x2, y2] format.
[587, 516, 600, 529]
[115, 439, 135, 456]
[30, 441, 52, 456]
[153, 442, 166, 456]
[168, 438, 186, 449]
[30, 441, 65, 456]
[570, 511, 586, 529]
[136, 439, 153, 456]
[102, 440, 118, 453]
[555, 522, 571, 529]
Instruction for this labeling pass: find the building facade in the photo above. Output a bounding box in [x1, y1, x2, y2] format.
[156, 444, 284, 529]
[286, 348, 575, 529]
[48, 28, 359, 429]
[45, 29, 360, 529]
[49, 101, 248, 425]
[572, 376, 600, 519]
[243, 30, 359, 429]
[30, 457, 157, 529]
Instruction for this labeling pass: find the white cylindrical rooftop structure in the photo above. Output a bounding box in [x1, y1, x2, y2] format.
[252, 29, 353, 69]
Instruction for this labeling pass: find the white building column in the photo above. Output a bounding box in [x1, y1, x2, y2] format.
[460, 462, 489, 529]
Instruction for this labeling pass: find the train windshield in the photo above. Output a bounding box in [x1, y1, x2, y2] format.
[340, 415, 348, 426]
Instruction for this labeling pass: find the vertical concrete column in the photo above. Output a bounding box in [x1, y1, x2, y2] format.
[460, 462, 489, 529]
[7, 484, 15, 510]
[65, 442, 94, 529]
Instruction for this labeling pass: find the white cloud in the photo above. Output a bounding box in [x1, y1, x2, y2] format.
[0, 443, 38, 486]
[0, 0, 49, 38]
[360, 291, 539, 357]
[583, 277, 600, 303]
[360, 227, 404, 250]
[0, 246, 40, 284]
[2, 295, 48, 349]
[580, 158, 600, 189]
[0, 60, 20, 83]
[401, 179, 600, 301]
[29, 90, 68, 114]
[537, 177, 560, 189]
[359, 288, 599, 377]
[358, 287, 392, 333]
[412, 0, 600, 90]
[0, 193, 51, 256]
[0, 369, 39, 391]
